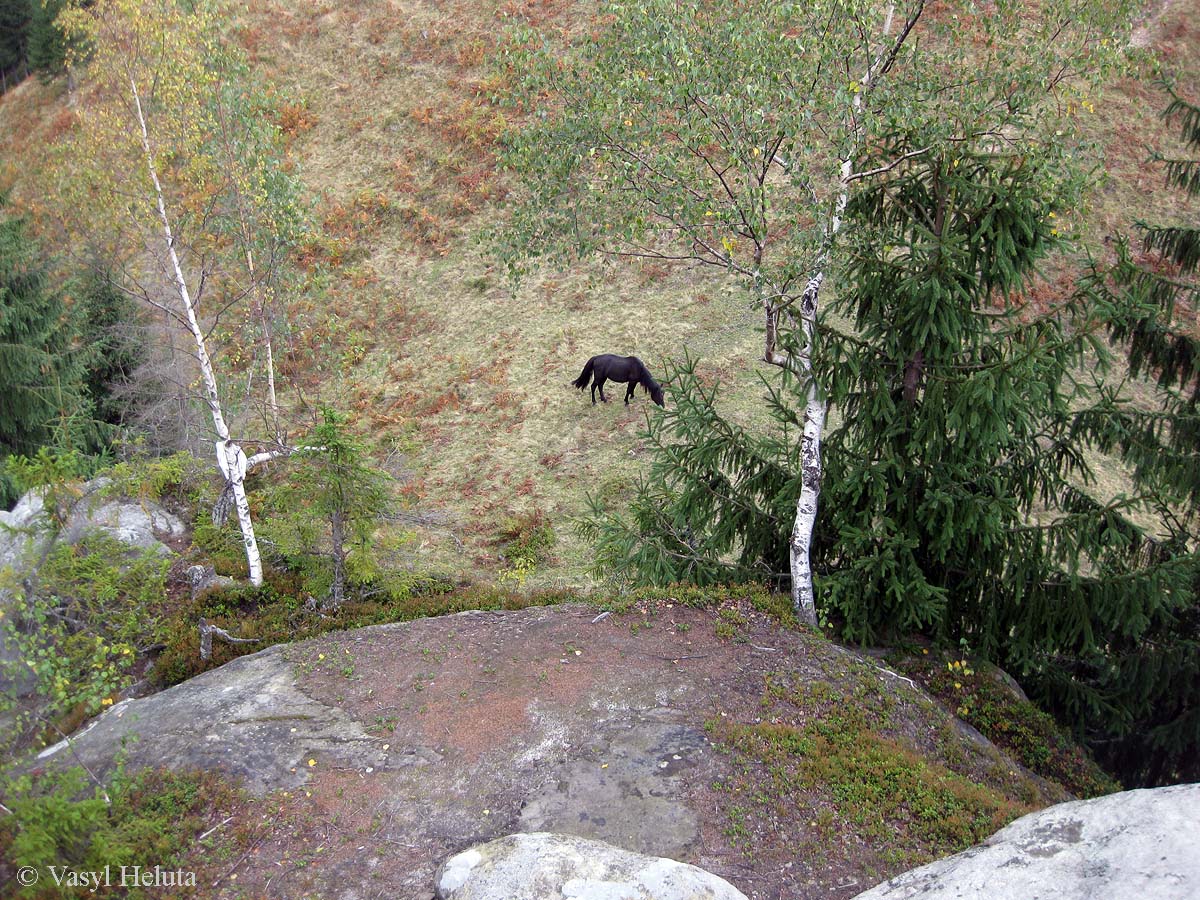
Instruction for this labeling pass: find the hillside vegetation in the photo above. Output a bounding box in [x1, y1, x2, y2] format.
[0, 0, 1197, 817]
[0, 0, 1190, 584]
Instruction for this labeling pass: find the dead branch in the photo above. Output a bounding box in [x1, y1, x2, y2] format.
[199, 618, 260, 660]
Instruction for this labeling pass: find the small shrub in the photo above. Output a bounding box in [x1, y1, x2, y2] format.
[152, 575, 581, 688]
[891, 649, 1120, 798]
[0, 766, 246, 897]
[1, 536, 170, 757]
[494, 509, 555, 587]
[719, 717, 1026, 859]
[103, 451, 207, 505]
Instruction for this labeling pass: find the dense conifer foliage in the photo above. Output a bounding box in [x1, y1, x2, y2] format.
[1062, 86, 1200, 786]
[0, 205, 85, 505]
[26, 0, 68, 80]
[0, 0, 71, 89]
[0, 0, 30, 89]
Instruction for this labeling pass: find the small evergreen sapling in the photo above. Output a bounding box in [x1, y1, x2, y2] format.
[261, 407, 392, 610]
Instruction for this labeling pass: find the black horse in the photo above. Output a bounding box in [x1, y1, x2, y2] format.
[572, 354, 665, 407]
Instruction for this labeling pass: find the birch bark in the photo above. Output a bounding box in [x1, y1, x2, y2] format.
[775, 5, 893, 624]
[129, 73, 265, 586]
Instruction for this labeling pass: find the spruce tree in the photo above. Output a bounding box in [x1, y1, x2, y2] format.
[1067, 84, 1200, 786]
[257, 407, 392, 609]
[584, 133, 1196, 784]
[26, 0, 67, 80]
[0, 205, 87, 506]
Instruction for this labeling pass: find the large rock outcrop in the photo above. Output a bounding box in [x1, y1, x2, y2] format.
[434, 832, 749, 900]
[852, 783, 1200, 900]
[21, 603, 1071, 899]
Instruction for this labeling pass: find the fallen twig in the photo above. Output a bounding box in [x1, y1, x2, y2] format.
[198, 815, 234, 842]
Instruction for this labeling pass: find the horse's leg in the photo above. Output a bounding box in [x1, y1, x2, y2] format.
[597, 376, 609, 402]
[590, 381, 598, 405]
[625, 383, 634, 405]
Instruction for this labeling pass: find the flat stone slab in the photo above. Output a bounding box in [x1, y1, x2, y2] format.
[24, 602, 1067, 899]
[852, 783, 1200, 900]
[35, 646, 386, 795]
[27, 604, 793, 896]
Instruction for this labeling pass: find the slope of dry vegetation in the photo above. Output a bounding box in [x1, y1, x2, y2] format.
[0, 0, 1197, 588]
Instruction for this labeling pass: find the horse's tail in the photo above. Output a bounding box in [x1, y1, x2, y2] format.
[571, 357, 595, 390]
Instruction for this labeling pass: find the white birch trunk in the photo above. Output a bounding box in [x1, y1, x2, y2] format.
[792, 386, 827, 620]
[129, 75, 265, 586]
[214, 92, 283, 438]
[241, 234, 281, 440]
[782, 4, 895, 623]
[788, 275, 826, 625]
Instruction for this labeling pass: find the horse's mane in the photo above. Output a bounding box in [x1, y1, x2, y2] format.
[633, 357, 664, 404]
[633, 356, 657, 387]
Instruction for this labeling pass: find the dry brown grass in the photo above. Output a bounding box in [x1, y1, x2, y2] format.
[0, 0, 1196, 587]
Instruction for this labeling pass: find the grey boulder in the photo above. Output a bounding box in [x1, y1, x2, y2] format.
[853, 783, 1200, 900]
[0, 480, 185, 571]
[435, 832, 749, 900]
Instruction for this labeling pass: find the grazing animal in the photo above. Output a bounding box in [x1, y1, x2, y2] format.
[572, 354, 665, 407]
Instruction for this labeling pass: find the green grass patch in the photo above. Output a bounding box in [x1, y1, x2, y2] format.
[597, 582, 800, 627]
[718, 716, 1028, 865]
[708, 663, 1039, 874]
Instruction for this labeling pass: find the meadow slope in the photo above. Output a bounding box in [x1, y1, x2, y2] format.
[0, 0, 1197, 587]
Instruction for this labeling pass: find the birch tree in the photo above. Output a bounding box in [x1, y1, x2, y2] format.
[53, 0, 305, 585]
[498, 0, 1133, 622]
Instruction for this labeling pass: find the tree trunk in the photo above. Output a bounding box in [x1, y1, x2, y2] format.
[791, 386, 826, 623]
[129, 74, 265, 586]
[778, 1, 896, 622]
[242, 243, 281, 440]
[787, 274, 825, 625]
[764, 297, 782, 364]
[328, 507, 346, 611]
[213, 92, 283, 441]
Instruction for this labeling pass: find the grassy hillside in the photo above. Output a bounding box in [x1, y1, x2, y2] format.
[0, 0, 1197, 590]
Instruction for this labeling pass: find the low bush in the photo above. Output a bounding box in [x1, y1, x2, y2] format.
[0, 765, 246, 898]
[891, 649, 1119, 798]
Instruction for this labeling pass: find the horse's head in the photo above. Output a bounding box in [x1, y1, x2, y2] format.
[648, 382, 665, 407]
